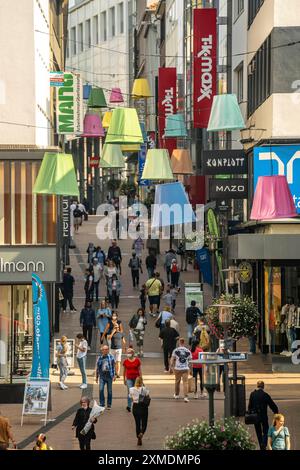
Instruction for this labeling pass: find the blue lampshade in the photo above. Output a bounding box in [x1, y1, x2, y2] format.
[83, 84, 92, 100]
[207, 94, 245, 132]
[152, 182, 196, 229]
[164, 114, 187, 138]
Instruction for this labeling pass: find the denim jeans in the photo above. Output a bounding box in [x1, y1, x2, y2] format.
[99, 376, 113, 407]
[187, 323, 196, 343]
[77, 356, 87, 384]
[126, 378, 136, 408]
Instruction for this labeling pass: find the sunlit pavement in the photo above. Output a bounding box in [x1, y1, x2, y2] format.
[8, 216, 300, 450]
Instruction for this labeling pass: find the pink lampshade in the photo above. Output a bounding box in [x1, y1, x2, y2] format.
[109, 87, 124, 103]
[250, 176, 297, 220]
[83, 113, 105, 137]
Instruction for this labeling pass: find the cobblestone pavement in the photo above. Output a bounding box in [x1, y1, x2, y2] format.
[5, 216, 300, 450]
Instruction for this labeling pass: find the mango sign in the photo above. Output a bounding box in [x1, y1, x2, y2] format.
[57, 73, 83, 135]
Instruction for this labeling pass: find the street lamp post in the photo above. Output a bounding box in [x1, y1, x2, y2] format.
[207, 235, 219, 298]
[203, 356, 219, 426]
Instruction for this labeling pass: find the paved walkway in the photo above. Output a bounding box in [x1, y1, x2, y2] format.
[5, 216, 300, 450]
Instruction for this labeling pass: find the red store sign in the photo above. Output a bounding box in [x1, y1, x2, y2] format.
[193, 8, 217, 129]
[158, 67, 177, 156]
[89, 156, 100, 168]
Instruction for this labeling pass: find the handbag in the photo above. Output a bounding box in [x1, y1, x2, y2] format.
[188, 376, 195, 393]
[138, 387, 151, 407]
[244, 410, 260, 425]
[155, 316, 162, 329]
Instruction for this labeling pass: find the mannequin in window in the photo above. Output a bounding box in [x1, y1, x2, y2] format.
[269, 305, 276, 355]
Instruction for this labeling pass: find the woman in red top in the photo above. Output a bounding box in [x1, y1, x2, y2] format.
[123, 348, 142, 412]
[191, 340, 207, 399]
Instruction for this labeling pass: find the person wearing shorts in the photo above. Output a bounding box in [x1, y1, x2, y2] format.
[145, 275, 162, 318]
[108, 323, 126, 378]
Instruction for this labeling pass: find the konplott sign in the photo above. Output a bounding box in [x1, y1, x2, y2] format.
[210, 178, 248, 199]
[203, 150, 248, 175]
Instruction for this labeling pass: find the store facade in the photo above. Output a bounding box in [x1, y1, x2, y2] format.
[228, 222, 300, 354]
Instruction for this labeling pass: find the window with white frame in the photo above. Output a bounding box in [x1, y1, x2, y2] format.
[236, 63, 244, 103]
[78, 23, 83, 52]
[118, 3, 124, 34]
[93, 16, 99, 44]
[109, 7, 116, 37]
[85, 19, 91, 48]
[101, 11, 107, 42]
[71, 26, 76, 55]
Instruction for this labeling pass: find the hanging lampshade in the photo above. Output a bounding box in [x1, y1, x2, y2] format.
[164, 114, 188, 138]
[102, 111, 113, 129]
[250, 176, 297, 220]
[105, 108, 144, 145]
[171, 149, 193, 175]
[207, 94, 245, 132]
[83, 84, 92, 100]
[102, 144, 125, 168]
[152, 182, 196, 229]
[33, 153, 79, 197]
[88, 88, 107, 108]
[132, 78, 151, 99]
[99, 159, 113, 169]
[109, 87, 124, 103]
[141, 149, 174, 181]
[83, 113, 105, 137]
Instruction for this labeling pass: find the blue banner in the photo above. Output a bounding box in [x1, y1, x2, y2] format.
[196, 248, 213, 285]
[138, 143, 151, 186]
[31, 274, 50, 380]
[254, 145, 300, 214]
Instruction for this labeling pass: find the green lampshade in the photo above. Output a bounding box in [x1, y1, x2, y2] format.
[88, 88, 107, 108]
[141, 149, 174, 181]
[33, 153, 79, 197]
[99, 159, 113, 169]
[102, 144, 125, 169]
[105, 108, 144, 145]
[164, 114, 187, 138]
[207, 94, 245, 132]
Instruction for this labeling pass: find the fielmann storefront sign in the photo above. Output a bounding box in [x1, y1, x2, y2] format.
[57, 73, 83, 135]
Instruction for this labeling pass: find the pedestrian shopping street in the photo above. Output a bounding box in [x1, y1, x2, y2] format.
[6, 217, 300, 450]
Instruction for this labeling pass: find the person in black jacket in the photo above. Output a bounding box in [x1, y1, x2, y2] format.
[80, 302, 96, 350]
[62, 267, 76, 313]
[108, 240, 122, 275]
[72, 397, 97, 450]
[186, 301, 203, 345]
[159, 320, 180, 372]
[248, 380, 279, 450]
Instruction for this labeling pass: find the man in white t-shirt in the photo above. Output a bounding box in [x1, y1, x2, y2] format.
[170, 338, 192, 402]
[75, 333, 88, 389]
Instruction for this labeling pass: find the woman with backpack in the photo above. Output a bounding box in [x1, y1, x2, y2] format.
[170, 259, 180, 288]
[129, 308, 147, 357]
[129, 377, 150, 446]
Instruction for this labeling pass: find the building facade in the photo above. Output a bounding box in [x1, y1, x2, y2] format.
[0, 0, 68, 397]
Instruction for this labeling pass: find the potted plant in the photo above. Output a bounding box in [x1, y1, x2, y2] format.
[165, 418, 256, 450]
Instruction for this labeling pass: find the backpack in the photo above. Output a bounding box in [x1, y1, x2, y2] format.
[73, 207, 82, 218]
[199, 328, 210, 351]
[130, 257, 140, 270]
[129, 314, 139, 329]
[171, 263, 178, 273]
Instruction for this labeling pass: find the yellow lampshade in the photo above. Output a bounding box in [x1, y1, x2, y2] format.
[132, 78, 152, 99]
[102, 111, 113, 129]
[121, 144, 141, 152]
[171, 149, 193, 175]
[142, 149, 174, 181]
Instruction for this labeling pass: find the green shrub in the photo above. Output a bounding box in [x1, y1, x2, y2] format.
[165, 418, 256, 450]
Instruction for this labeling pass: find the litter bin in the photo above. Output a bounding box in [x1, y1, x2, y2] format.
[229, 375, 246, 417]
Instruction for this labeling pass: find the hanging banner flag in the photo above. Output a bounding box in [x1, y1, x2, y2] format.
[193, 8, 217, 128]
[31, 274, 50, 380]
[196, 248, 213, 285]
[57, 73, 83, 135]
[138, 143, 150, 186]
[158, 67, 177, 157]
[207, 209, 224, 288]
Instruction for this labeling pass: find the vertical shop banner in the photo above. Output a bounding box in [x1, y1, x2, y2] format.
[57, 73, 83, 135]
[196, 248, 213, 285]
[138, 143, 150, 186]
[31, 274, 50, 380]
[193, 8, 217, 128]
[207, 209, 224, 289]
[158, 67, 177, 156]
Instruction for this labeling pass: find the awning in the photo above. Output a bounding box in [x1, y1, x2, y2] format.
[228, 234, 300, 260]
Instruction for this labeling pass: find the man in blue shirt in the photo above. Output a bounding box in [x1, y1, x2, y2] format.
[96, 345, 116, 410]
[80, 302, 96, 351]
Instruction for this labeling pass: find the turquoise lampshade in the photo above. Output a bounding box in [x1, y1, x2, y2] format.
[207, 94, 245, 132]
[164, 114, 187, 138]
